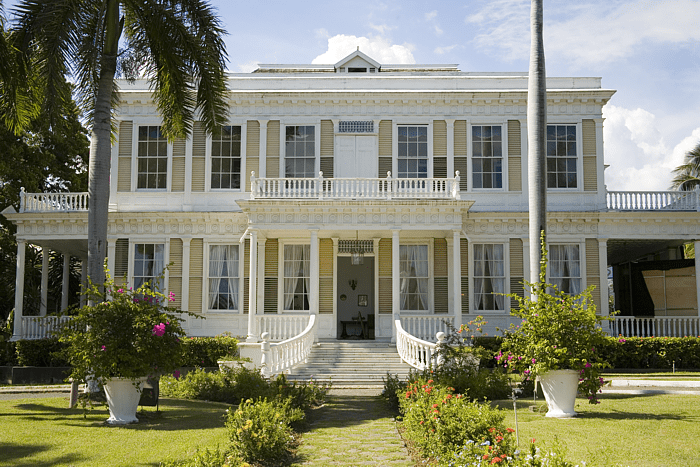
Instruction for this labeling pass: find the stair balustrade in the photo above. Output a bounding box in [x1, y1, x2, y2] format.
[395, 319, 447, 370]
[400, 315, 454, 342]
[257, 315, 310, 341]
[261, 315, 317, 377]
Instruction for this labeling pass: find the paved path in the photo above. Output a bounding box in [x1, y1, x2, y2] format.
[293, 393, 414, 467]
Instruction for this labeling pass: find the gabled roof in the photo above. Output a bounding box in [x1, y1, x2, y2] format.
[334, 49, 381, 70]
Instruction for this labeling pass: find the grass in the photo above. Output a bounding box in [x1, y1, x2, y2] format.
[496, 393, 700, 466]
[0, 396, 230, 466]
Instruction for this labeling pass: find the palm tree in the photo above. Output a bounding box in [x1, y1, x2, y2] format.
[11, 0, 228, 288]
[527, 0, 547, 286]
[670, 142, 700, 191]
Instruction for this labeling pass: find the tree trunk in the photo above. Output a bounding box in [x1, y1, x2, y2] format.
[87, 0, 122, 295]
[527, 0, 547, 287]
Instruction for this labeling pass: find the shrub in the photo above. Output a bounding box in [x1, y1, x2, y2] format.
[160, 367, 229, 401]
[225, 397, 303, 465]
[381, 372, 408, 411]
[181, 336, 239, 367]
[159, 447, 242, 467]
[447, 438, 578, 467]
[15, 338, 69, 367]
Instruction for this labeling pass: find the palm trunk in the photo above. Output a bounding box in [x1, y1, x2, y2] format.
[527, 0, 547, 288]
[87, 0, 122, 295]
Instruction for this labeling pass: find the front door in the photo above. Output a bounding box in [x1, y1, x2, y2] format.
[335, 135, 377, 179]
[336, 256, 375, 339]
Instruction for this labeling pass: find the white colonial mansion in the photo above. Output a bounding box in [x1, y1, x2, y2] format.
[5, 51, 700, 363]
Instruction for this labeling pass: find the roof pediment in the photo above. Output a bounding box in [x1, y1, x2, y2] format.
[334, 50, 381, 70]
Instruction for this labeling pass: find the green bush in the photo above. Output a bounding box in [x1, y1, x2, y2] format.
[158, 447, 238, 467]
[600, 336, 700, 369]
[225, 397, 304, 465]
[181, 336, 239, 367]
[15, 338, 69, 367]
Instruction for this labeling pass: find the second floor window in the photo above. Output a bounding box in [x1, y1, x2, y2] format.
[472, 125, 503, 189]
[137, 126, 168, 189]
[398, 126, 428, 178]
[285, 125, 315, 178]
[547, 125, 577, 189]
[211, 126, 242, 189]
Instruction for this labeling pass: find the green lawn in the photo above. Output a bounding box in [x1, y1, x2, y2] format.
[1, 396, 230, 466]
[497, 393, 700, 467]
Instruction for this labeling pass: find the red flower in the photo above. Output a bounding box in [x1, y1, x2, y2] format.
[488, 427, 496, 433]
[432, 404, 438, 408]
[506, 428, 515, 433]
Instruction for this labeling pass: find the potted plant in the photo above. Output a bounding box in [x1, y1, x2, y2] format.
[497, 234, 609, 418]
[60, 269, 190, 424]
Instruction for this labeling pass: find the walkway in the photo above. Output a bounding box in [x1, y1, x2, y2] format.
[293, 390, 414, 467]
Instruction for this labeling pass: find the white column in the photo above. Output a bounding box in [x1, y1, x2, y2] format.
[695, 240, 700, 318]
[391, 229, 400, 343]
[598, 239, 609, 317]
[12, 240, 26, 341]
[40, 247, 49, 316]
[80, 260, 87, 308]
[247, 230, 258, 342]
[259, 120, 268, 178]
[257, 237, 265, 315]
[446, 119, 455, 177]
[310, 230, 319, 315]
[61, 254, 70, 312]
[452, 230, 462, 330]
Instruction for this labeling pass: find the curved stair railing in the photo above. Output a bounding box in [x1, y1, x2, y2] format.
[261, 314, 317, 377]
[395, 319, 446, 370]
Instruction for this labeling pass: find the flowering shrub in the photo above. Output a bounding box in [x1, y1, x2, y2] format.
[497, 234, 609, 404]
[399, 376, 507, 461]
[448, 438, 579, 466]
[225, 397, 303, 465]
[59, 269, 192, 383]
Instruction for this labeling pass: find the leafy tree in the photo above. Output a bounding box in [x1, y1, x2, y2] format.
[11, 0, 228, 290]
[670, 141, 700, 191]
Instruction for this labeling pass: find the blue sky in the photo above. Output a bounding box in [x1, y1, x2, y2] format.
[212, 0, 700, 192]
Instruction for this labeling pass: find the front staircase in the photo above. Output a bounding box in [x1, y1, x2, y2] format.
[286, 341, 413, 387]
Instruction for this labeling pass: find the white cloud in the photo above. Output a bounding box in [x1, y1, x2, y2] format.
[434, 44, 458, 55]
[315, 28, 330, 39]
[312, 34, 415, 64]
[425, 10, 443, 36]
[235, 60, 259, 73]
[468, 0, 700, 65]
[602, 104, 700, 191]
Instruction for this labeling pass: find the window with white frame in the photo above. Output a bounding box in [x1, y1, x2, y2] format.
[398, 126, 428, 178]
[208, 245, 239, 311]
[399, 245, 429, 310]
[211, 126, 242, 189]
[283, 244, 310, 311]
[137, 126, 168, 189]
[473, 244, 506, 311]
[285, 125, 315, 178]
[472, 125, 503, 189]
[547, 125, 577, 189]
[133, 243, 165, 290]
[549, 244, 581, 294]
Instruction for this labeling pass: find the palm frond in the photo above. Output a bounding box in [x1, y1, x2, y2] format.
[670, 142, 700, 191]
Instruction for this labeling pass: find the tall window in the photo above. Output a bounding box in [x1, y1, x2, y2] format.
[285, 125, 315, 178]
[208, 245, 239, 311]
[549, 244, 581, 294]
[137, 126, 168, 189]
[398, 126, 428, 178]
[133, 243, 165, 290]
[283, 245, 310, 311]
[473, 244, 505, 310]
[211, 126, 242, 189]
[472, 125, 503, 189]
[547, 125, 577, 188]
[399, 245, 429, 310]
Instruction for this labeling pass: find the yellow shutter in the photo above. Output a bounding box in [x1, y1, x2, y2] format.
[172, 136, 186, 192]
[507, 120, 521, 156]
[169, 239, 183, 308]
[586, 239, 602, 313]
[188, 239, 203, 314]
[454, 157, 468, 191]
[266, 120, 280, 178]
[460, 238, 469, 313]
[192, 123, 206, 192]
[117, 121, 132, 192]
[454, 120, 467, 156]
[378, 238, 392, 314]
[508, 157, 522, 192]
[378, 120, 392, 156]
[509, 239, 524, 309]
[582, 120, 596, 155]
[433, 120, 447, 157]
[246, 121, 260, 192]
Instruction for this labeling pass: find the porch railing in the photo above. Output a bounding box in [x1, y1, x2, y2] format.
[250, 171, 461, 201]
[257, 315, 310, 341]
[606, 190, 698, 211]
[395, 319, 446, 370]
[21, 316, 76, 340]
[20, 188, 89, 213]
[611, 316, 700, 337]
[400, 315, 454, 342]
[262, 314, 317, 377]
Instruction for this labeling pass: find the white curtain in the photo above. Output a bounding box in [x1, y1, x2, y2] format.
[550, 245, 581, 294]
[284, 245, 308, 310]
[474, 244, 505, 310]
[400, 245, 428, 310]
[152, 244, 165, 291]
[208, 245, 227, 309]
[226, 246, 239, 310]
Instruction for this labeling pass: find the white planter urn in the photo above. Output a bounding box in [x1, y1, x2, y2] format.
[103, 377, 147, 425]
[538, 369, 579, 418]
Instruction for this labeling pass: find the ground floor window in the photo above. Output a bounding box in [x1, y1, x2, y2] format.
[208, 245, 239, 311]
[549, 244, 581, 294]
[133, 243, 165, 290]
[399, 245, 429, 310]
[473, 243, 505, 310]
[283, 244, 310, 311]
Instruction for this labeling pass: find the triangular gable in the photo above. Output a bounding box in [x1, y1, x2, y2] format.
[334, 49, 381, 70]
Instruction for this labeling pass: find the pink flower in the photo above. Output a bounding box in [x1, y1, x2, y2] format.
[117, 288, 124, 293]
[101, 345, 106, 351]
[173, 370, 181, 380]
[618, 338, 626, 343]
[532, 358, 536, 364]
[152, 323, 166, 336]
[168, 292, 176, 302]
[585, 362, 592, 368]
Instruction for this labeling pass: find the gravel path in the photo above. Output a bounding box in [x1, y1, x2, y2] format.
[293, 394, 414, 466]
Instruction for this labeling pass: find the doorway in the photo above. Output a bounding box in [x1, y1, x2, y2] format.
[336, 256, 375, 339]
